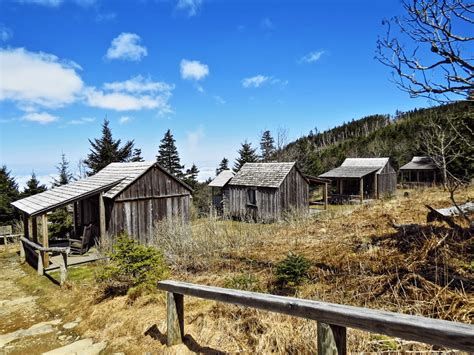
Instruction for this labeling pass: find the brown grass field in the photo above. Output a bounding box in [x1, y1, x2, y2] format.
[8, 186, 474, 353]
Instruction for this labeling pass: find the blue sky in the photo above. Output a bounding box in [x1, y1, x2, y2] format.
[1, 0, 434, 187]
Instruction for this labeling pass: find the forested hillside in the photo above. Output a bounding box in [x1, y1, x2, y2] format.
[284, 101, 473, 177]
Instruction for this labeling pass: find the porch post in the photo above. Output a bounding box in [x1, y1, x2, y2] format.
[359, 178, 364, 203]
[374, 174, 378, 199]
[99, 192, 106, 237]
[32, 217, 38, 244]
[41, 214, 49, 268]
[73, 202, 78, 237]
[23, 213, 29, 240]
[324, 182, 328, 210]
[339, 179, 343, 194]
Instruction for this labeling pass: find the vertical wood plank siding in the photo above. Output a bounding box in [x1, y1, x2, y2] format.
[107, 166, 190, 243]
[377, 162, 397, 196]
[225, 166, 309, 222]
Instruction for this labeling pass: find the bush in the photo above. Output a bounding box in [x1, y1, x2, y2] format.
[275, 252, 310, 287]
[96, 234, 168, 298]
[224, 273, 260, 292]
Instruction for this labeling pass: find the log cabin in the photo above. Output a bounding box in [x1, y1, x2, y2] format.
[399, 156, 440, 187]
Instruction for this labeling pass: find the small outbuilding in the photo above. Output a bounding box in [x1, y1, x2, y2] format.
[224, 162, 309, 222]
[399, 156, 440, 186]
[208, 170, 234, 213]
[12, 162, 192, 253]
[319, 158, 396, 202]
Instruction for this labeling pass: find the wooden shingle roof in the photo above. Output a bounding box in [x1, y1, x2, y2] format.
[12, 162, 156, 216]
[399, 156, 438, 170]
[228, 162, 297, 188]
[208, 170, 234, 187]
[319, 158, 390, 179]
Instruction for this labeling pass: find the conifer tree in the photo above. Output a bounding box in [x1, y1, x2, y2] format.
[233, 141, 258, 172]
[22, 172, 47, 198]
[216, 157, 229, 175]
[183, 164, 199, 189]
[0, 166, 20, 225]
[52, 153, 74, 187]
[260, 130, 276, 162]
[130, 148, 144, 162]
[84, 118, 135, 175]
[156, 129, 184, 177]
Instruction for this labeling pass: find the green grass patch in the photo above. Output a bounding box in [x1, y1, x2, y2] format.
[48, 265, 96, 284]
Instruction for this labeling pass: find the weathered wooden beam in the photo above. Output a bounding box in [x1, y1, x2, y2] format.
[32, 216, 38, 244]
[166, 292, 184, 346]
[157, 280, 474, 352]
[99, 192, 106, 238]
[19, 239, 26, 263]
[60, 252, 68, 286]
[73, 202, 78, 237]
[374, 174, 378, 199]
[317, 322, 346, 355]
[114, 193, 190, 203]
[359, 178, 364, 203]
[37, 251, 44, 276]
[41, 214, 49, 268]
[23, 213, 30, 240]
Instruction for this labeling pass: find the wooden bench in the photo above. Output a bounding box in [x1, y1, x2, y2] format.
[0, 225, 22, 250]
[157, 280, 474, 353]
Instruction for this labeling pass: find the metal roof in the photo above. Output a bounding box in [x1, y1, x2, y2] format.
[319, 158, 390, 179]
[208, 170, 234, 187]
[399, 156, 438, 170]
[228, 162, 296, 188]
[12, 162, 155, 216]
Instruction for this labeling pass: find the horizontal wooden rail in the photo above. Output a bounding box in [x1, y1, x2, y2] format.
[20, 237, 70, 285]
[157, 280, 474, 353]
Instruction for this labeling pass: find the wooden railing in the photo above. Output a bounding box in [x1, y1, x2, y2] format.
[0, 225, 21, 251]
[20, 237, 70, 285]
[157, 280, 474, 354]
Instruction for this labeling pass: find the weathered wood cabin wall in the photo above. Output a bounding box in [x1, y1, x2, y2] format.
[106, 166, 190, 244]
[225, 166, 308, 222]
[376, 163, 397, 197]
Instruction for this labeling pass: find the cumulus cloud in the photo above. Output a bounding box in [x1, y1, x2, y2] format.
[105, 33, 147, 62]
[176, 0, 202, 17]
[0, 25, 13, 42]
[0, 48, 84, 110]
[180, 59, 209, 81]
[119, 116, 132, 124]
[22, 112, 58, 124]
[299, 50, 325, 63]
[85, 76, 174, 115]
[67, 117, 95, 125]
[242, 75, 270, 88]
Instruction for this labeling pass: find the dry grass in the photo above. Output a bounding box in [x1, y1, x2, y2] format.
[54, 186, 472, 353]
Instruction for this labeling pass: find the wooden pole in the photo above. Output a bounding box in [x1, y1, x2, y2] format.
[166, 292, 184, 346]
[359, 178, 364, 203]
[28, 217, 33, 240]
[23, 213, 29, 240]
[32, 217, 38, 244]
[317, 322, 347, 355]
[73, 202, 78, 237]
[41, 214, 49, 268]
[324, 183, 328, 210]
[19, 240, 25, 263]
[60, 251, 68, 286]
[99, 192, 106, 238]
[339, 180, 343, 194]
[374, 174, 378, 199]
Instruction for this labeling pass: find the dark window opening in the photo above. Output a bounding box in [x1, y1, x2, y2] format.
[247, 189, 257, 206]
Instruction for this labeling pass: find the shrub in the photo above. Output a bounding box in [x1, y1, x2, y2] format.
[224, 273, 260, 292]
[275, 252, 310, 287]
[96, 234, 168, 298]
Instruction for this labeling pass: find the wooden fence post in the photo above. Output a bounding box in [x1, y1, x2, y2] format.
[60, 251, 68, 286]
[19, 240, 25, 263]
[37, 251, 44, 276]
[41, 214, 49, 267]
[317, 322, 346, 355]
[166, 292, 184, 346]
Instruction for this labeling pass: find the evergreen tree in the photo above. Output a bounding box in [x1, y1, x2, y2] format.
[233, 141, 258, 172]
[183, 164, 199, 189]
[84, 118, 135, 175]
[21, 172, 47, 198]
[215, 157, 229, 175]
[0, 166, 20, 225]
[130, 148, 144, 162]
[260, 130, 276, 162]
[156, 129, 184, 177]
[52, 153, 74, 187]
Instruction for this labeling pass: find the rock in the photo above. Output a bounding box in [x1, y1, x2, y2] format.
[0, 319, 61, 347]
[42, 339, 107, 355]
[62, 322, 78, 330]
[58, 335, 67, 341]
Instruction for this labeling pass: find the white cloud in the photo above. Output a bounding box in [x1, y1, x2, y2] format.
[105, 33, 147, 62]
[261, 17, 275, 31]
[186, 127, 204, 150]
[299, 50, 325, 63]
[18, 0, 62, 6]
[242, 75, 270, 88]
[213, 95, 225, 104]
[176, 0, 202, 17]
[22, 112, 58, 124]
[0, 48, 84, 110]
[180, 59, 209, 81]
[85, 76, 174, 115]
[119, 116, 132, 124]
[67, 117, 95, 125]
[95, 12, 116, 22]
[0, 25, 13, 42]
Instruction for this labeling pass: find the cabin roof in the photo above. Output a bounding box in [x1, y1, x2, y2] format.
[208, 170, 235, 187]
[399, 156, 438, 170]
[319, 158, 390, 179]
[11, 161, 191, 216]
[228, 162, 297, 188]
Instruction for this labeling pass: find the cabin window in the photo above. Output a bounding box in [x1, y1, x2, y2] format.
[247, 188, 257, 206]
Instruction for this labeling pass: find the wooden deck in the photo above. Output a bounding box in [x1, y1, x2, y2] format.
[45, 249, 104, 272]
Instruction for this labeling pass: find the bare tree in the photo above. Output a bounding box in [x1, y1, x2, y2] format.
[376, 0, 474, 102]
[275, 127, 289, 162]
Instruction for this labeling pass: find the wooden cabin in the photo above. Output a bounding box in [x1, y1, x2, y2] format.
[399, 156, 440, 187]
[208, 170, 234, 213]
[12, 162, 192, 248]
[319, 158, 396, 202]
[224, 162, 309, 222]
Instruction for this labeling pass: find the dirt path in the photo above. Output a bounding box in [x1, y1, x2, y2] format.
[0, 251, 106, 355]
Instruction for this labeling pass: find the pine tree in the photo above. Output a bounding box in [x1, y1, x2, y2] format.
[183, 164, 199, 189]
[260, 130, 276, 162]
[0, 166, 20, 225]
[52, 153, 74, 187]
[84, 118, 135, 175]
[22, 172, 47, 198]
[233, 141, 258, 172]
[156, 129, 184, 177]
[215, 157, 229, 175]
[130, 148, 144, 162]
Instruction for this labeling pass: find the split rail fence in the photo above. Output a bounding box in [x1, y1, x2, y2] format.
[158, 280, 474, 354]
